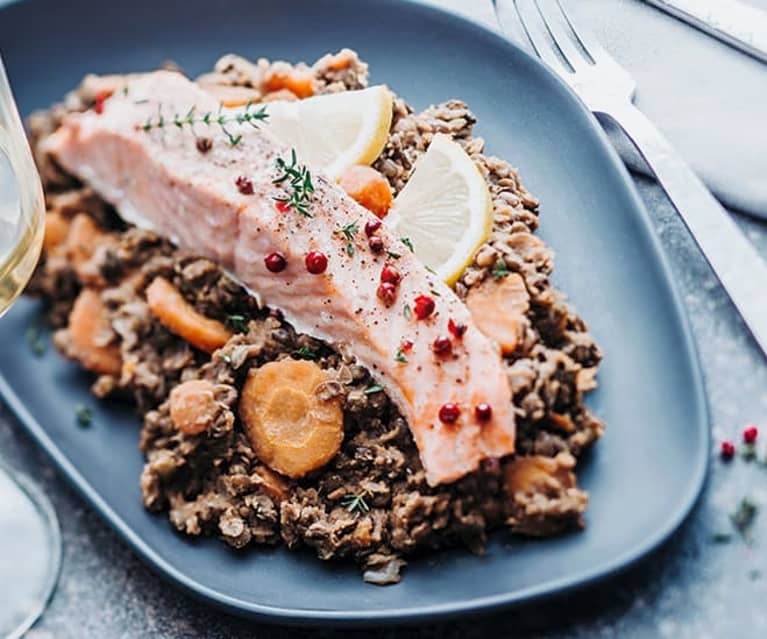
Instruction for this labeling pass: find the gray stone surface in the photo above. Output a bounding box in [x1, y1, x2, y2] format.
[3, 173, 767, 638]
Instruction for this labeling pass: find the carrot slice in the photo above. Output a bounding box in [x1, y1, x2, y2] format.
[169, 379, 219, 435]
[466, 273, 530, 356]
[504, 453, 577, 498]
[65, 213, 102, 270]
[239, 359, 344, 478]
[263, 69, 315, 99]
[145, 276, 232, 353]
[338, 165, 393, 219]
[323, 49, 356, 72]
[43, 211, 70, 254]
[67, 288, 122, 376]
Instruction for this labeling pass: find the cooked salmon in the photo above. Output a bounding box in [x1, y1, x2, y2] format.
[44, 71, 515, 485]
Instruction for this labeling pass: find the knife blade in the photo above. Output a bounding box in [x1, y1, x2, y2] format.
[643, 0, 767, 64]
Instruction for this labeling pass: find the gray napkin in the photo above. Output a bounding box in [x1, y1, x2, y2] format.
[433, 0, 767, 219]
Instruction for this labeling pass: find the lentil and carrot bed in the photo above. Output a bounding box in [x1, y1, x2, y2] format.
[27, 49, 604, 584]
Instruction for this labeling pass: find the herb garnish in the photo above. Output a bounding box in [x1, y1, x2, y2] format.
[364, 384, 384, 395]
[338, 222, 359, 256]
[139, 101, 268, 147]
[430, 289, 441, 297]
[395, 348, 408, 363]
[342, 491, 370, 514]
[25, 325, 46, 356]
[339, 222, 359, 241]
[75, 404, 93, 427]
[492, 259, 510, 280]
[293, 346, 318, 360]
[273, 149, 314, 217]
[386, 250, 401, 260]
[710, 531, 733, 544]
[226, 314, 249, 333]
[730, 497, 758, 544]
[400, 237, 414, 252]
[403, 304, 413, 320]
[741, 443, 758, 461]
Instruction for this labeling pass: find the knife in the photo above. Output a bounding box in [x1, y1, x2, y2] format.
[643, 0, 767, 64]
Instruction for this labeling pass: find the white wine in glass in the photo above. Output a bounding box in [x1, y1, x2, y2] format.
[0, 57, 62, 638]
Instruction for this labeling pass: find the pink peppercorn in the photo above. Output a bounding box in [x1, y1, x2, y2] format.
[743, 425, 758, 444]
[721, 440, 736, 460]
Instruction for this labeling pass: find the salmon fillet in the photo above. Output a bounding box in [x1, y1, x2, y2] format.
[44, 71, 515, 485]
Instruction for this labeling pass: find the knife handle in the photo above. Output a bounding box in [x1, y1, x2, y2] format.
[607, 103, 767, 355]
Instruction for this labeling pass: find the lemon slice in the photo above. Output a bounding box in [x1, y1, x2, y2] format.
[386, 134, 493, 285]
[263, 85, 392, 179]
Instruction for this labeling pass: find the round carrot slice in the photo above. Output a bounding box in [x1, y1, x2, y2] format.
[169, 379, 218, 435]
[239, 359, 344, 478]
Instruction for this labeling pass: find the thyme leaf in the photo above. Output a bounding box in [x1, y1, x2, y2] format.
[293, 346, 318, 360]
[403, 304, 413, 320]
[25, 325, 46, 356]
[730, 497, 758, 544]
[364, 384, 384, 395]
[226, 314, 249, 333]
[395, 348, 408, 363]
[75, 403, 93, 427]
[400, 237, 414, 252]
[492, 259, 510, 280]
[339, 222, 359, 241]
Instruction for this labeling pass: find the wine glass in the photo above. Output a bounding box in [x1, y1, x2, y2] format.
[0, 57, 62, 638]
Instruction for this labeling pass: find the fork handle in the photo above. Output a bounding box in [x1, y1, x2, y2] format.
[606, 103, 767, 354]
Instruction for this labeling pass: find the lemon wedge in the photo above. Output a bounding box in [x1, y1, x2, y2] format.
[263, 85, 392, 179]
[385, 134, 493, 285]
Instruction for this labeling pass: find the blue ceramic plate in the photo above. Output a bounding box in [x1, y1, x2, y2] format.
[0, 0, 708, 625]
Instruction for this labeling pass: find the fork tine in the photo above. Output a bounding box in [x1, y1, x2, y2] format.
[532, 0, 590, 71]
[554, 0, 610, 65]
[510, 0, 571, 73]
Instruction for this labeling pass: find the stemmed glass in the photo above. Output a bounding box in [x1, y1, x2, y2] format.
[0, 56, 62, 637]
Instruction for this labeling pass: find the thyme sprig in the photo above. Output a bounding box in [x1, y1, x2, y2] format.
[342, 491, 371, 514]
[138, 101, 268, 147]
[273, 149, 315, 217]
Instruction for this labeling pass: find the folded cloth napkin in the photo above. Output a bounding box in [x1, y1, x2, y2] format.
[430, 0, 767, 219]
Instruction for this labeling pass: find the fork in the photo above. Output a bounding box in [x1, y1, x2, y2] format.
[493, 0, 767, 358]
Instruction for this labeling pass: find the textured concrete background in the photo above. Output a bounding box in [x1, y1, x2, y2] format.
[3, 1, 767, 637]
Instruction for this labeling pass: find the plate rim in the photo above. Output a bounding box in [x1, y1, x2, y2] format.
[0, 0, 710, 626]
